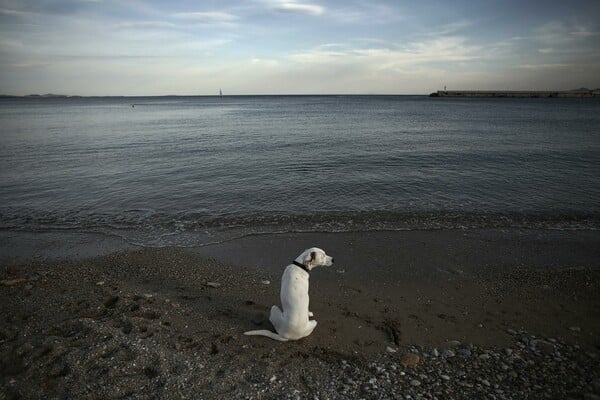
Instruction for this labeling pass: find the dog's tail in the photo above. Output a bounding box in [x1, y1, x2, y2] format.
[244, 329, 289, 342]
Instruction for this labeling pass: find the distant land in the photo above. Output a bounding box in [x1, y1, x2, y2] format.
[430, 88, 600, 98]
[0, 93, 79, 98]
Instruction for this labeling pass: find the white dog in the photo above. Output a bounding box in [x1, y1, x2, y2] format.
[244, 247, 334, 341]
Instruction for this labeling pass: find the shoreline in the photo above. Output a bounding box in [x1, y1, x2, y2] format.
[1, 229, 599, 398]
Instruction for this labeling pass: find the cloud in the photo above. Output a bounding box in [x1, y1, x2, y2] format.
[569, 31, 600, 37]
[6, 61, 52, 68]
[116, 21, 175, 29]
[0, 8, 36, 17]
[172, 11, 239, 22]
[423, 20, 474, 37]
[517, 63, 572, 70]
[288, 37, 480, 68]
[531, 21, 570, 46]
[0, 38, 24, 49]
[272, 2, 324, 16]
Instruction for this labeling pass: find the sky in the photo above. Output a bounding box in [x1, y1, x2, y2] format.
[0, 0, 599, 96]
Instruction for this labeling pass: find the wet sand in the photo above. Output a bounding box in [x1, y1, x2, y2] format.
[1, 229, 599, 399]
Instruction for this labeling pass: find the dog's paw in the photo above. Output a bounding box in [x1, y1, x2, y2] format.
[308, 311, 314, 318]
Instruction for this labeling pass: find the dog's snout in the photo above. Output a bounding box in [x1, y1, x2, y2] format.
[331, 257, 335, 263]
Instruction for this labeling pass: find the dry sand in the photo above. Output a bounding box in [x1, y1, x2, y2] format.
[1, 229, 599, 399]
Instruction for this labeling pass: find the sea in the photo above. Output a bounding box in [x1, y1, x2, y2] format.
[1, 95, 599, 247]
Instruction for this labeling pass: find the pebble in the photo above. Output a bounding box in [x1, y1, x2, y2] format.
[386, 346, 397, 353]
[479, 353, 491, 360]
[440, 375, 450, 381]
[103, 296, 119, 308]
[431, 348, 439, 357]
[442, 349, 455, 358]
[410, 379, 421, 387]
[206, 282, 221, 288]
[261, 280, 270, 285]
[400, 353, 420, 367]
[0, 278, 27, 286]
[569, 326, 581, 332]
[457, 348, 472, 357]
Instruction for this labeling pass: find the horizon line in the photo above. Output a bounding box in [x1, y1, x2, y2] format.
[1, 93, 433, 98]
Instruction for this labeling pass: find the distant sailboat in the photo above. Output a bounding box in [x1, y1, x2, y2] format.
[219, 89, 223, 98]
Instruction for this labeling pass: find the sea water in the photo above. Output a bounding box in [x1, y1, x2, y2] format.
[1, 95, 599, 246]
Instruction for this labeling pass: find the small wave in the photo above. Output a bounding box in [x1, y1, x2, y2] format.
[1, 209, 598, 248]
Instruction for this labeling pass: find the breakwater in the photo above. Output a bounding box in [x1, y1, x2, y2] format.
[430, 90, 600, 98]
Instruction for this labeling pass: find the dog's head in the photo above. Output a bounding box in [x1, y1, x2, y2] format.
[298, 247, 334, 270]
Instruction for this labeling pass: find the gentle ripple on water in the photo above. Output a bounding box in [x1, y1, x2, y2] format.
[1, 95, 599, 246]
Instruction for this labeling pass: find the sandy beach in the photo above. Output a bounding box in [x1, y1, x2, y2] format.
[1, 229, 599, 399]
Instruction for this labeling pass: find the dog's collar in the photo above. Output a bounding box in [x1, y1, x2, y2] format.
[293, 260, 310, 274]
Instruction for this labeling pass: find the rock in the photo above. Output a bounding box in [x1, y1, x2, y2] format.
[48, 361, 70, 378]
[261, 280, 270, 285]
[507, 328, 517, 335]
[442, 349, 455, 358]
[121, 320, 133, 334]
[386, 346, 397, 353]
[206, 282, 221, 288]
[479, 353, 491, 360]
[0, 278, 27, 286]
[410, 379, 421, 387]
[400, 353, 420, 367]
[17, 343, 34, 355]
[447, 340, 461, 347]
[457, 348, 472, 357]
[103, 296, 119, 308]
[535, 340, 555, 354]
[440, 375, 450, 381]
[481, 379, 490, 387]
[143, 366, 159, 379]
[432, 348, 439, 357]
[96, 281, 105, 286]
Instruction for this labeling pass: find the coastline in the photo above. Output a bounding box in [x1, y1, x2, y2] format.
[1, 228, 599, 398]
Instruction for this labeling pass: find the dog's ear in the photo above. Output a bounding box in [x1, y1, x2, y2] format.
[309, 251, 316, 264]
